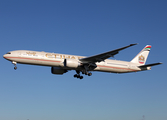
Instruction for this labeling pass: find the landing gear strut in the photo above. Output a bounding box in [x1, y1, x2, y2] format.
[12, 61, 17, 70]
[82, 65, 92, 76]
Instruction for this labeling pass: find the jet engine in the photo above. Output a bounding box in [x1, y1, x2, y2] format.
[51, 67, 68, 75]
[64, 59, 80, 68]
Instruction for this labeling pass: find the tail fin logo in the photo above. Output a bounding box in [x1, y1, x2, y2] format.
[144, 46, 151, 51]
[131, 45, 151, 65]
[139, 55, 145, 64]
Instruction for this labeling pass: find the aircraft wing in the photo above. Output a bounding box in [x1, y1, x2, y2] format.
[138, 62, 162, 68]
[80, 43, 137, 63]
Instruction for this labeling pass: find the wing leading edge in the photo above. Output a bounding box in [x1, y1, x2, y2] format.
[80, 43, 138, 63]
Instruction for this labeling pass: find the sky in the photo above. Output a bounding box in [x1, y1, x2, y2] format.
[0, 0, 167, 120]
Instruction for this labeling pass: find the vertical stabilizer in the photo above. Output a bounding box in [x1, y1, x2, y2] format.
[131, 45, 151, 65]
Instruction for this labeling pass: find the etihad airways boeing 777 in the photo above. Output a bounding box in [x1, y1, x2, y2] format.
[3, 44, 162, 79]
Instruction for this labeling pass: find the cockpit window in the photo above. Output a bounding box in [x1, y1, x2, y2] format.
[6, 52, 11, 54]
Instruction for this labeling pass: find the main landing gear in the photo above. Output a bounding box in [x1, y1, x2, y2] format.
[83, 71, 92, 76]
[74, 70, 92, 79]
[74, 74, 83, 79]
[74, 70, 83, 79]
[12, 61, 17, 70]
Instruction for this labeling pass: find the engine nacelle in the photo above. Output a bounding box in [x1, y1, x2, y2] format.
[64, 59, 80, 68]
[51, 67, 67, 75]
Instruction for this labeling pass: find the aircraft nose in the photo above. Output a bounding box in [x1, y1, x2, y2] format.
[3, 54, 7, 59]
[3, 52, 12, 59]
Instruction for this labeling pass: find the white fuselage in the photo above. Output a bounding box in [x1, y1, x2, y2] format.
[3, 50, 149, 73]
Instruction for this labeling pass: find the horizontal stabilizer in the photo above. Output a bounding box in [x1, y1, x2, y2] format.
[138, 62, 162, 68]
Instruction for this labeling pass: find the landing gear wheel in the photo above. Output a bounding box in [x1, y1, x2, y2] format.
[77, 75, 80, 78]
[74, 74, 77, 78]
[88, 73, 92, 76]
[74, 71, 84, 79]
[14, 66, 17, 70]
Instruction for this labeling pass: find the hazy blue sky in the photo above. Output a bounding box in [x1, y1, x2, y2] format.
[0, 0, 167, 120]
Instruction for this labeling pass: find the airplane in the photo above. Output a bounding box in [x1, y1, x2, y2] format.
[3, 44, 162, 79]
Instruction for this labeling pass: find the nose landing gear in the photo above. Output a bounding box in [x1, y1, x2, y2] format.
[12, 61, 17, 70]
